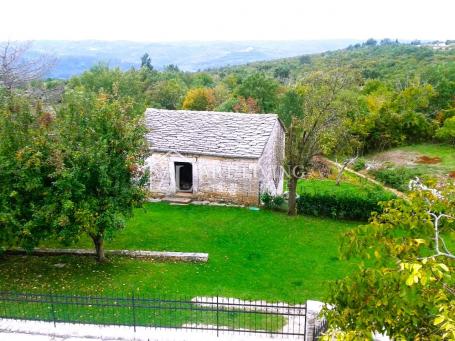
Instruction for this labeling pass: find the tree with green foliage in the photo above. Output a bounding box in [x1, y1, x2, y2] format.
[0, 95, 59, 250]
[424, 62, 455, 114]
[298, 55, 311, 65]
[284, 70, 357, 215]
[353, 79, 437, 151]
[141, 53, 153, 70]
[237, 73, 279, 113]
[149, 79, 187, 110]
[436, 116, 455, 145]
[68, 64, 149, 113]
[273, 65, 291, 82]
[277, 87, 304, 126]
[364, 38, 377, 46]
[323, 180, 455, 340]
[52, 89, 150, 262]
[191, 73, 215, 88]
[164, 64, 180, 73]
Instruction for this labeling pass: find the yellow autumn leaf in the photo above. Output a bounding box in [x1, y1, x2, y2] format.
[434, 316, 445, 325]
[406, 275, 414, 286]
[421, 275, 427, 285]
[438, 263, 449, 272]
[412, 263, 422, 272]
[414, 238, 426, 245]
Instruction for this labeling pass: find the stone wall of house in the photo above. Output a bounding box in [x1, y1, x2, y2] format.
[147, 152, 171, 194]
[258, 120, 285, 196]
[147, 152, 260, 205]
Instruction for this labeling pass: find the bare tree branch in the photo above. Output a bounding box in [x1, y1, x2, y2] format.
[0, 41, 56, 91]
[335, 154, 358, 186]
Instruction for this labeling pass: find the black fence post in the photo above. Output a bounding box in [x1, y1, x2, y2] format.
[304, 303, 307, 341]
[50, 293, 56, 328]
[216, 295, 219, 337]
[132, 292, 137, 332]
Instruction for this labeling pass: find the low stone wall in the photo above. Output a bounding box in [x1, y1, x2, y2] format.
[6, 248, 208, 262]
[192, 191, 258, 206]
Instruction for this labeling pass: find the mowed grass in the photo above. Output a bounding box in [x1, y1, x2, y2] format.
[0, 202, 359, 303]
[296, 178, 388, 197]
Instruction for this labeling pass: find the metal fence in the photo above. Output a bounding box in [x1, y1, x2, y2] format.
[312, 318, 328, 340]
[0, 291, 320, 339]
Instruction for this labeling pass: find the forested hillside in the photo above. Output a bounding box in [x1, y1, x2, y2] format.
[214, 42, 455, 83]
[26, 41, 455, 154]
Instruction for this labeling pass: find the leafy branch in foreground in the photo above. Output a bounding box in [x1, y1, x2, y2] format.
[322, 180, 455, 340]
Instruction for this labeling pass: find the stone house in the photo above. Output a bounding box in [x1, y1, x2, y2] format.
[145, 108, 285, 205]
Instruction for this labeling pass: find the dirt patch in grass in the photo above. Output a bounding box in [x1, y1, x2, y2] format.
[449, 171, 455, 179]
[416, 156, 442, 164]
[371, 150, 419, 167]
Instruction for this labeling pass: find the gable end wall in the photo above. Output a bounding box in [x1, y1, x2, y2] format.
[257, 120, 285, 196]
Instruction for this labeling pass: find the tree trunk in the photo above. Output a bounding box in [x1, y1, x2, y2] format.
[92, 234, 106, 263]
[336, 157, 357, 186]
[287, 176, 298, 216]
[336, 164, 346, 186]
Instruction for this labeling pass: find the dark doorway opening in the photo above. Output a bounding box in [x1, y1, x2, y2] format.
[175, 162, 193, 192]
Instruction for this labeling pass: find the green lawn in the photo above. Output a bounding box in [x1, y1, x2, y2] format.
[296, 178, 387, 196]
[0, 202, 359, 303]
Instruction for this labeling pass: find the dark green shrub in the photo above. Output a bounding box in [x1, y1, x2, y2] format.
[296, 180, 395, 220]
[272, 195, 285, 208]
[353, 158, 366, 171]
[260, 192, 273, 209]
[261, 192, 285, 210]
[370, 167, 423, 192]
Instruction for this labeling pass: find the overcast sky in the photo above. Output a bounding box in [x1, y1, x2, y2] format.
[2, 0, 454, 42]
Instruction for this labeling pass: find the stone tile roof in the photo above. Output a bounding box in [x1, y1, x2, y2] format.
[145, 108, 281, 159]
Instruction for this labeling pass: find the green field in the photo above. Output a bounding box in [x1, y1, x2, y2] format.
[0, 202, 359, 303]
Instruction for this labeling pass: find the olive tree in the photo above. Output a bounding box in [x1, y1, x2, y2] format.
[283, 70, 358, 215]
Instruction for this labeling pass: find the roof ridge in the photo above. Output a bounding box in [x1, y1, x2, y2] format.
[146, 108, 278, 117]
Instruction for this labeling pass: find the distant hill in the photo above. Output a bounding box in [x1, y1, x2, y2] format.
[211, 43, 455, 84]
[20, 40, 361, 79]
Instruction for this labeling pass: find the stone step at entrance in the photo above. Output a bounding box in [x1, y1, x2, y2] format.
[163, 196, 192, 204]
[174, 192, 193, 198]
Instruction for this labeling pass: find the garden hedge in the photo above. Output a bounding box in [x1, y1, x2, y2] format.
[296, 180, 395, 220]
